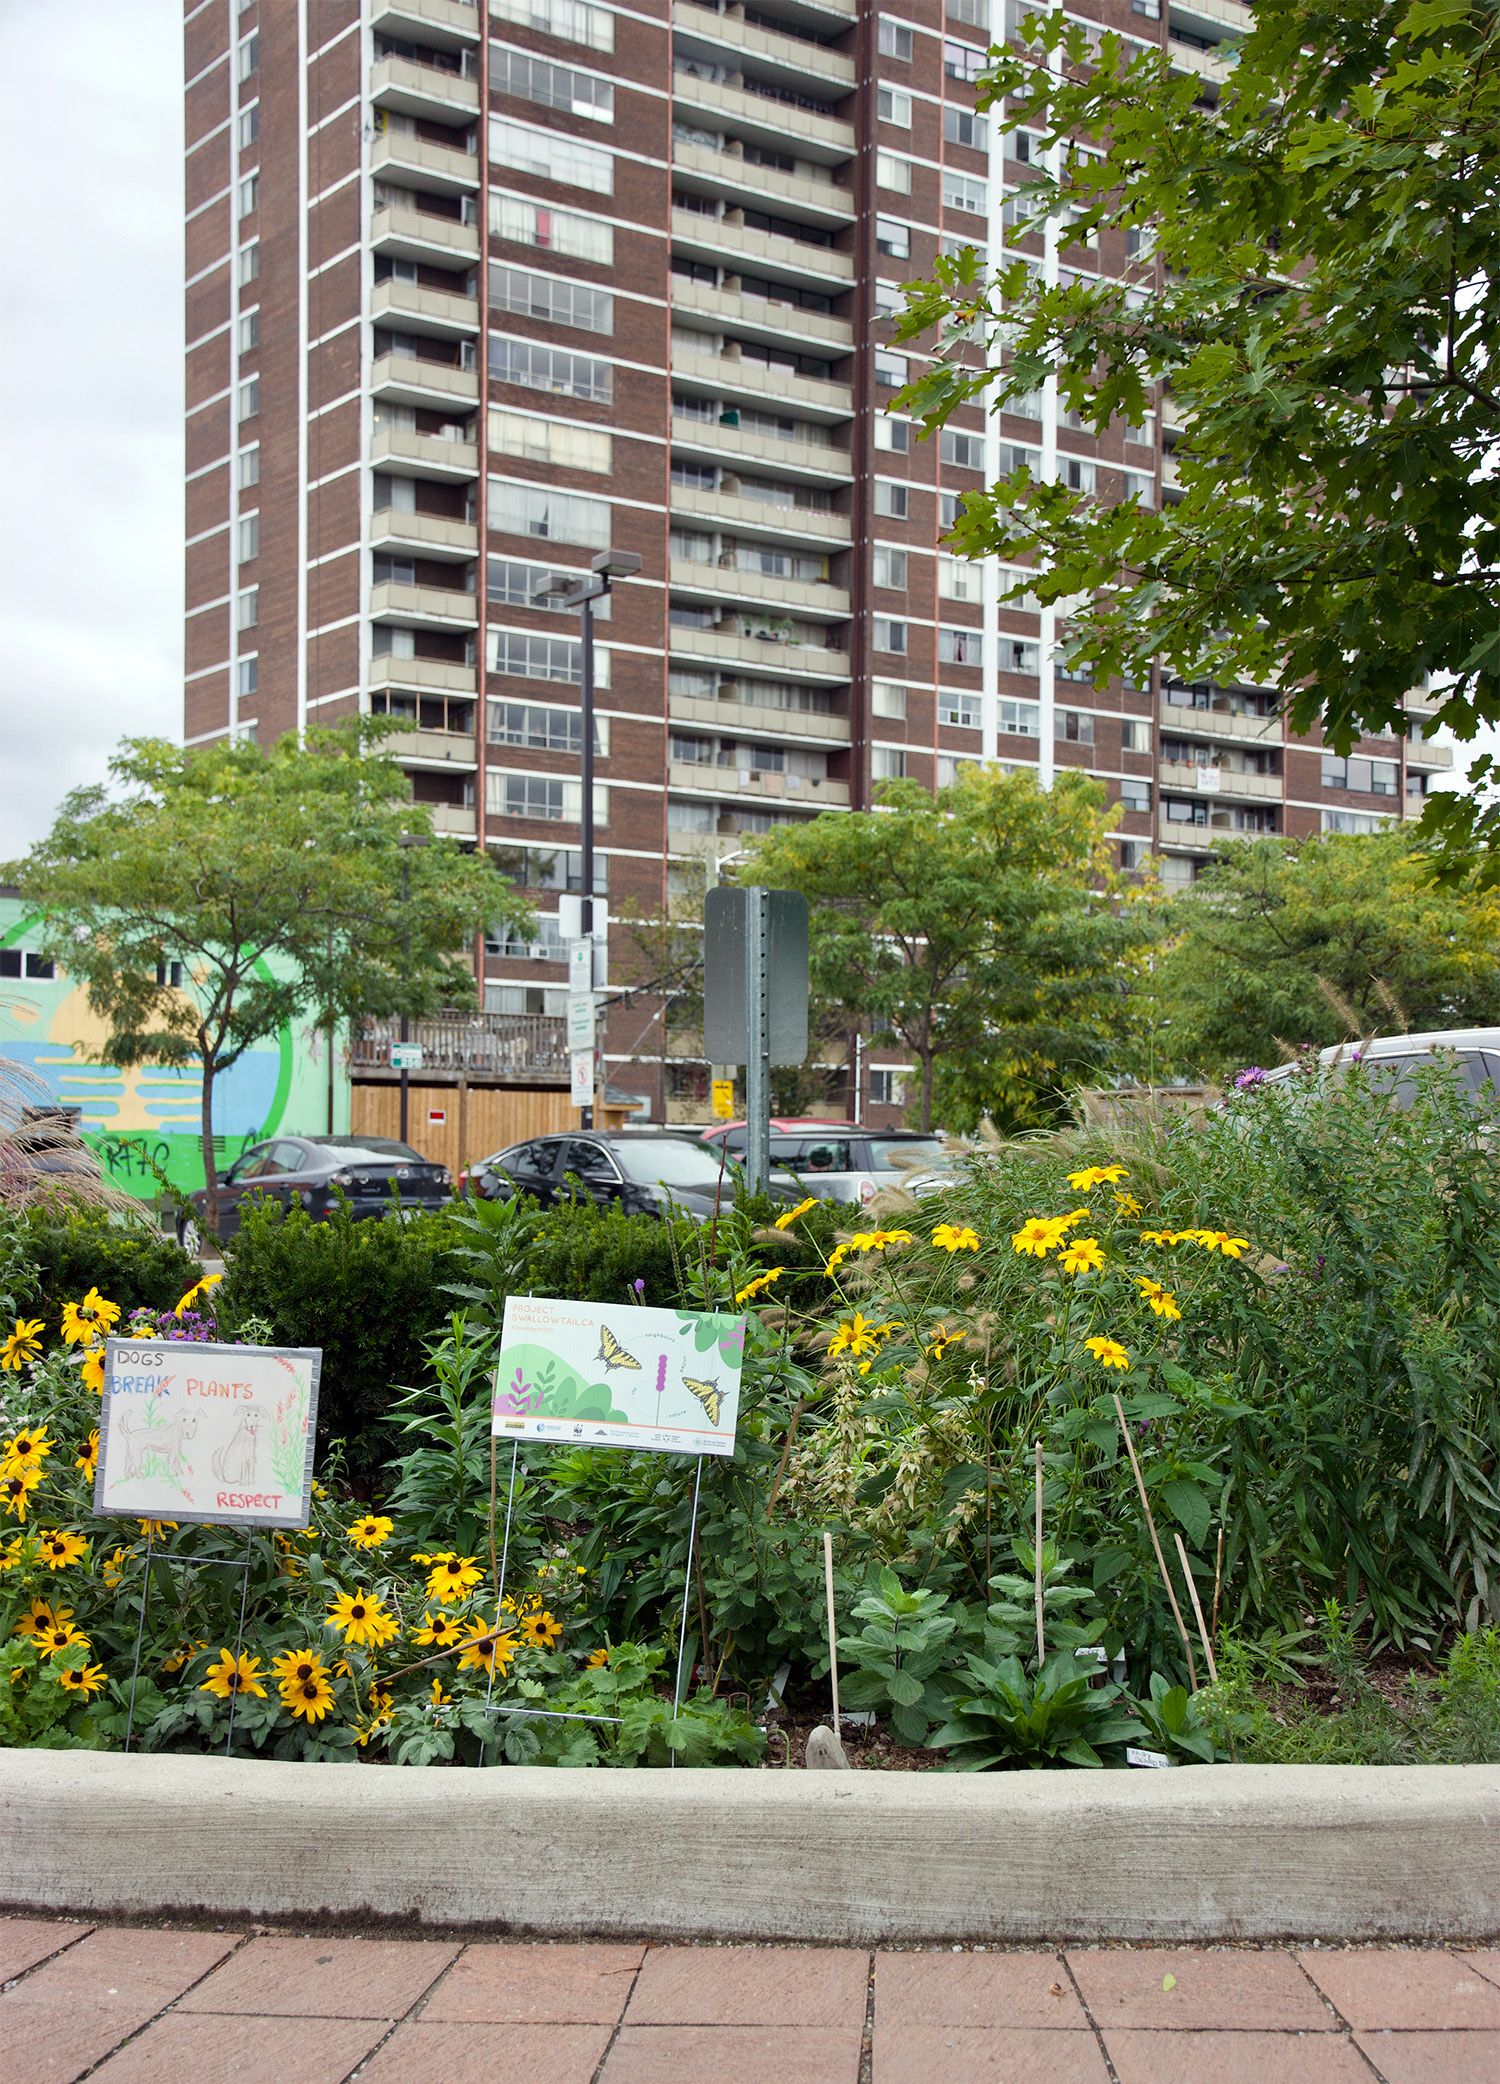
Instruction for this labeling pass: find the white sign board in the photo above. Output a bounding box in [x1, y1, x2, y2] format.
[568, 940, 593, 993]
[493, 1297, 745, 1457]
[390, 1042, 424, 1071]
[94, 1337, 321, 1528]
[566, 993, 596, 1051]
[570, 1049, 594, 1105]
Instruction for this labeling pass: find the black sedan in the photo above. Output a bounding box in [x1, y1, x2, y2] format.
[180, 1134, 451, 1250]
[463, 1131, 796, 1221]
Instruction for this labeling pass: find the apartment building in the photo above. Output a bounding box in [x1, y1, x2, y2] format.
[182, 0, 1452, 1122]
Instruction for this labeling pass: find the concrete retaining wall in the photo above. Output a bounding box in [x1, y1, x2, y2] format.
[4, 1751, 1498, 1942]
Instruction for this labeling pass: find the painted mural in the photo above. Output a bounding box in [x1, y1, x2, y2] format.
[0, 895, 349, 1199]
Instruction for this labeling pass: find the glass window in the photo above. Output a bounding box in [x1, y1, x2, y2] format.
[488, 408, 611, 474]
[238, 377, 259, 422]
[875, 216, 911, 259]
[238, 103, 259, 148]
[489, 264, 613, 333]
[488, 626, 602, 684]
[238, 444, 260, 489]
[874, 416, 910, 453]
[489, 192, 614, 265]
[874, 480, 908, 518]
[940, 690, 981, 728]
[237, 173, 258, 218]
[944, 38, 985, 82]
[874, 349, 907, 388]
[490, 43, 614, 121]
[1121, 779, 1152, 812]
[489, 116, 613, 195]
[877, 18, 913, 60]
[237, 33, 259, 79]
[939, 626, 983, 667]
[938, 553, 979, 601]
[489, 333, 612, 403]
[998, 698, 1040, 736]
[238, 242, 259, 285]
[1057, 708, 1094, 743]
[238, 307, 259, 351]
[874, 618, 907, 654]
[942, 428, 985, 470]
[876, 152, 912, 195]
[878, 86, 912, 125]
[872, 680, 907, 720]
[872, 746, 908, 780]
[238, 514, 258, 563]
[488, 476, 611, 547]
[872, 547, 908, 589]
[237, 656, 258, 697]
[236, 587, 258, 630]
[942, 172, 987, 214]
[490, 0, 614, 52]
[944, 107, 986, 149]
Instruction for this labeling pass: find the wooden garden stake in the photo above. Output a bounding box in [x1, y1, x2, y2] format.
[823, 1530, 841, 1729]
[1034, 1439, 1045, 1663]
[1212, 1525, 1225, 1648]
[1173, 1530, 1219, 1686]
[1112, 1393, 1199, 1691]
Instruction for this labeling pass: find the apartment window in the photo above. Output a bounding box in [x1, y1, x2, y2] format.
[238, 173, 259, 218]
[488, 626, 607, 686]
[872, 747, 908, 781]
[238, 444, 260, 489]
[877, 86, 912, 126]
[1131, 0, 1161, 17]
[939, 626, 982, 667]
[876, 152, 912, 196]
[944, 107, 987, 149]
[490, 408, 610, 474]
[937, 754, 979, 787]
[1057, 708, 1094, 744]
[0, 949, 55, 981]
[491, 0, 614, 52]
[939, 491, 962, 531]
[490, 43, 614, 122]
[1121, 718, 1151, 752]
[874, 350, 907, 389]
[238, 242, 259, 285]
[940, 233, 988, 268]
[489, 334, 612, 404]
[238, 307, 259, 352]
[873, 280, 902, 321]
[874, 480, 908, 519]
[237, 377, 260, 421]
[872, 680, 907, 720]
[238, 514, 259, 563]
[236, 587, 259, 630]
[1059, 455, 1097, 493]
[492, 772, 567, 821]
[949, 0, 989, 21]
[1001, 638, 1039, 675]
[488, 556, 608, 614]
[998, 698, 1040, 736]
[489, 115, 613, 195]
[1121, 779, 1152, 812]
[485, 912, 568, 961]
[1323, 807, 1393, 835]
[943, 172, 987, 214]
[940, 690, 981, 728]
[487, 699, 596, 754]
[238, 103, 259, 149]
[237, 656, 258, 698]
[875, 216, 911, 260]
[874, 416, 910, 453]
[938, 553, 980, 602]
[874, 618, 908, 654]
[489, 192, 614, 266]
[944, 38, 985, 82]
[237, 33, 259, 79]
[941, 428, 984, 471]
[872, 547, 908, 590]
[1321, 753, 1398, 795]
[489, 475, 611, 547]
[490, 263, 613, 333]
[877, 18, 913, 60]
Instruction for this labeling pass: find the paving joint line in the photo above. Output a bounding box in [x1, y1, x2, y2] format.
[856, 1947, 876, 2084]
[0, 1921, 97, 1993]
[340, 1936, 471, 2082]
[69, 1925, 254, 2084]
[587, 1937, 648, 2082]
[1060, 1947, 1121, 2084]
[1290, 1948, 1393, 2084]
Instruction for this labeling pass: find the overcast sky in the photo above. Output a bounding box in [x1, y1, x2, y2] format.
[0, 0, 182, 855]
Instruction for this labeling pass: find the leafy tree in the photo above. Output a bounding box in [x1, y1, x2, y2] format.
[734, 766, 1149, 1133]
[7, 727, 529, 1229]
[1151, 831, 1500, 1075]
[896, 0, 1500, 872]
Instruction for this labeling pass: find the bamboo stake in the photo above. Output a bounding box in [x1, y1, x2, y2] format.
[1173, 1530, 1219, 1686]
[823, 1530, 840, 1729]
[1112, 1393, 1199, 1691]
[1211, 1525, 1225, 1649]
[1034, 1439, 1045, 1664]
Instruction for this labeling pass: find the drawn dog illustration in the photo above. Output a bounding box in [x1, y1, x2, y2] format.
[211, 1408, 261, 1485]
[116, 1407, 201, 1484]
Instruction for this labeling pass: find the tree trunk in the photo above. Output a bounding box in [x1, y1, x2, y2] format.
[199, 1058, 220, 1239]
[919, 1050, 936, 1133]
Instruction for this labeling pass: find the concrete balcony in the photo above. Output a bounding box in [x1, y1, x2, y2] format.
[371, 53, 479, 126]
[670, 690, 850, 746]
[381, 726, 479, 768]
[425, 802, 478, 838]
[671, 345, 852, 423]
[672, 140, 855, 228]
[1168, 36, 1234, 86]
[670, 414, 851, 484]
[1161, 697, 1280, 746]
[668, 484, 851, 546]
[371, 425, 480, 481]
[1159, 759, 1282, 802]
[370, 202, 479, 269]
[1406, 737, 1455, 771]
[372, 130, 480, 197]
[370, 654, 477, 696]
[370, 508, 478, 561]
[1170, 0, 1250, 31]
[669, 558, 849, 621]
[372, 278, 479, 339]
[672, 2, 855, 92]
[371, 579, 478, 629]
[669, 275, 853, 354]
[669, 758, 848, 806]
[371, 351, 478, 410]
[669, 624, 850, 681]
[371, 0, 479, 47]
[671, 207, 853, 289]
[669, 71, 855, 165]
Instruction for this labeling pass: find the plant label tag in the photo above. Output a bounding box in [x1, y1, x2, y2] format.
[1125, 1746, 1174, 1769]
[1074, 1646, 1107, 1662]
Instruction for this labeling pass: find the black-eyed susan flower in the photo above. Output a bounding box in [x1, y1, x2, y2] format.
[271, 1648, 327, 1689]
[931, 1224, 979, 1253]
[586, 1646, 609, 1668]
[1083, 1335, 1130, 1372]
[457, 1617, 517, 1676]
[35, 1529, 87, 1571]
[101, 1547, 128, 1591]
[1066, 1165, 1127, 1191]
[1059, 1237, 1106, 1276]
[325, 1588, 399, 1649]
[827, 1312, 881, 1359]
[60, 1289, 120, 1347]
[138, 1520, 178, 1542]
[773, 1197, 817, 1231]
[429, 1677, 452, 1707]
[346, 1514, 394, 1551]
[2, 1423, 53, 1474]
[173, 1272, 222, 1318]
[79, 1348, 105, 1395]
[200, 1650, 268, 1700]
[285, 1671, 334, 1722]
[424, 1554, 482, 1601]
[1, 1319, 44, 1373]
[13, 1597, 68, 1640]
[925, 1324, 958, 1359]
[521, 1610, 564, 1650]
[75, 1430, 98, 1482]
[414, 1609, 462, 1648]
[55, 1660, 106, 1699]
[734, 1268, 784, 1305]
[38, 1620, 89, 1659]
[0, 1467, 42, 1520]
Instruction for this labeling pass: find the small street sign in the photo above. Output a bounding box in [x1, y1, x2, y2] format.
[711, 1077, 735, 1120]
[568, 941, 593, 993]
[569, 1049, 594, 1106]
[390, 1042, 424, 1071]
[567, 994, 597, 1051]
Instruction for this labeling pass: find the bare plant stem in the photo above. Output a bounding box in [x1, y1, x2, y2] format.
[1212, 1525, 1225, 1649]
[765, 1396, 805, 1519]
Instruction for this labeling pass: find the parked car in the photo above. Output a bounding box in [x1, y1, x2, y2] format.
[464, 1130, 799, 1221]
[1250, 1029, 1500, 1112]
[700, 1120, 955, 1204]
[179, 1134, 451, 1251]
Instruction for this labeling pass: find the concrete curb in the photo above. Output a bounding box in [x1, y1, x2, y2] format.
[4, 1750, 1498, 1942]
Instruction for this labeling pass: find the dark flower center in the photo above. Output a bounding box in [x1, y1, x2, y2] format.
[351, 1605, 366, 1620]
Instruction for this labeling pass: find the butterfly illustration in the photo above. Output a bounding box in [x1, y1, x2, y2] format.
[682, 1375, 723, 1427]
[595, 1323, 643, 1373]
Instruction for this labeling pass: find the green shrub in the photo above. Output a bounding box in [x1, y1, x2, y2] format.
[21, 1205, 199, 1332]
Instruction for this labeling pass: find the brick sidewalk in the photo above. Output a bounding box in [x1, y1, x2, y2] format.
[1, 1919, 1497, 2084]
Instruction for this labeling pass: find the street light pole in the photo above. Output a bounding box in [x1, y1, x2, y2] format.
[396, 831, 430, 1146]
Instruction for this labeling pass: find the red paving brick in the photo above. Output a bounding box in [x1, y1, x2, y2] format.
[1299, 1948, 1500, 2031]
[3, 1924, 239, 2010]
[0, 1998, 145, 2084]
[1067, 1945, 1333, 2031]
[84, 2010, 388, 2084]
[1104, 2027, 1376, 2084]
[1354, 2030, 1500, 2083]
[874, 1950, 1088, 2028]
[176, 1934, 458, 2019]
[419, 1941, 643, 2024]
[625, 1944, 868, 2026]
[602, 2023, 864, 2084]
[1461, 1949, 1500, 1992]
[356, 2019, 616, 2084]
[872, 2026, 1110, 2084]
[0, 1918, 91, 1987]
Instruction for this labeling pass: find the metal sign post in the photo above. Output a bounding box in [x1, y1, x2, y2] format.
[744, 889, 770, 1195]
[703, 886, 809, 1197]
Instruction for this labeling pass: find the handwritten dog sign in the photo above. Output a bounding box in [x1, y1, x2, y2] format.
[94, 1337, 321, 1529]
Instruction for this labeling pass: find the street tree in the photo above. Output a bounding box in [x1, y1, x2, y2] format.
[7, 727, 529, 1230]
[1150, 832, 1500, 1076]
[734, 766, 1150, 1133]
[895, 0, 1500, 874]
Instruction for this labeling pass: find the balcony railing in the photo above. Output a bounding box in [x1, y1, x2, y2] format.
[353, 1011, 567, 1079]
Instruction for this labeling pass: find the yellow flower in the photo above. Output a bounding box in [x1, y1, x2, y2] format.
[284, 1671, 335, 1722]
[75, 1430, 99, 1482]
[79, 1348, 106, 1395]
[734, 1267, 785, 1304]
[1192, 1229, 1250, 1257]
[414, 1609, 462, 1648]
[1, 1319, 44, 1373]
[457, 1617, 518, 1676]
[520, 1610, 564, 1650]
[1139, 1229, 1185, 1248]
[1113, 1190, 1142, 1216]
[1011, 1216, 1068, 1258]
[1059, 1237, 1106, 1276]
[931, 1224, 979, 1253]
[827, 1312, 881, 1359]
[773, 1197, 818, 1231]
[101, 1546, 128, 1591]
[14, 1598, 69, 1640]
[424, 1554, 483, 1601]
[312, 1481, 329, 1500]
[849, 1228, 913, 1252]
[38, 1620, 89, 1659]
[0, 1467, 42, 1520]
[0, 1534, 26, 1572]
[35, 1529, 87, 1571]
[200, 1650, 268, 1700]
[1056, 1208, 1093, 1232]
[346, 1515, 394, 1551]
[173, 1272, 222, 1317]
[160, 1643, 194, 1674]
[1, 1423, 53, 1473]
[1135, 1276, 1182, 1320]
[355, 1710, 392, 1748]
[325, 1588, 399, 1649]
[924, 1323, 958, 1358]
[271, 1648, 327, 1688]
[586, 1646, 609, 1668]
[429, 1677, 452, 1707]
[1083, 1335, 1130, 1372]
[823, 1243, 851, 1275]
[59, 1289, 120, 1348]
[138, 1520, 177, 1542]
[56, 1661, 106, 1699]
[1066, 1165, 1128, 1191]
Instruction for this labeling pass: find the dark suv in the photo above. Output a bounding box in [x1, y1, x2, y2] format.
[465, 1131, 796, 1220]
[180, 1135, 451, 1250]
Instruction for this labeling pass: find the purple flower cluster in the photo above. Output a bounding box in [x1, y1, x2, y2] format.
[126, 1306, 219, 1345]
[1233, 1066, 1268, 1090]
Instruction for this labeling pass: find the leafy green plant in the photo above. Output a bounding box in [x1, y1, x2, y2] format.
[21, 1205, 198, 1332]
[983, 1539, 1108, 1660]
[1131, 1672, 1226, 1765]
[839, 1567, 962, 1744]
[931, 1648, 1145, 1770]
[383, 1314, 500, 1557]
[440, 1192, 545, 1329]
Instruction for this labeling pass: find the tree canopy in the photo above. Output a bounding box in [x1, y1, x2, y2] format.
[734, 765, 1149, 1132]
[896, 0, 1500, 872]
[6, 727, 528, 1224]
